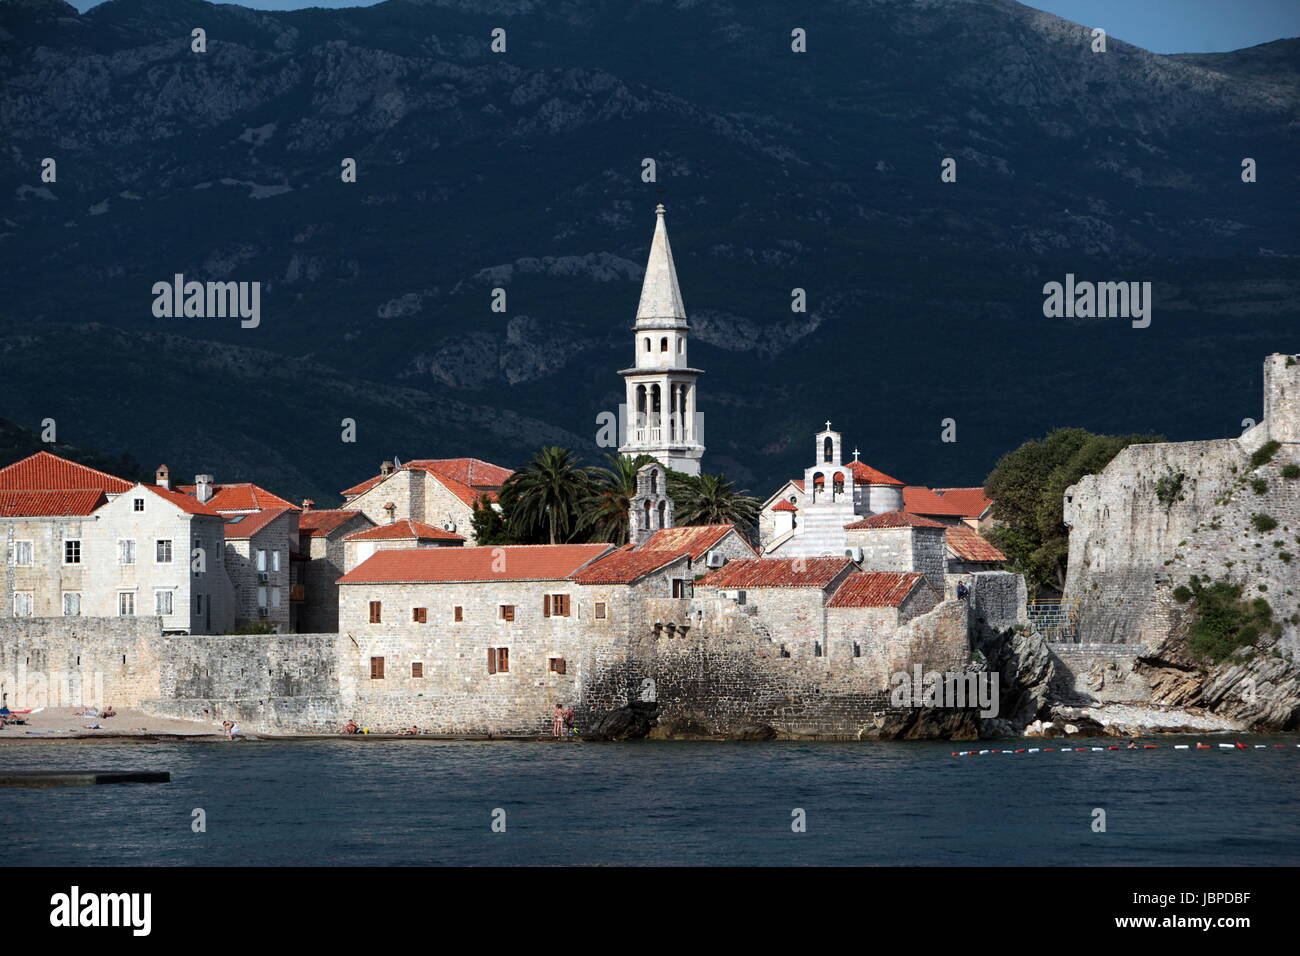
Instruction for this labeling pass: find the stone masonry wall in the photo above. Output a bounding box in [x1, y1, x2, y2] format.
[0, 616, 163, 709]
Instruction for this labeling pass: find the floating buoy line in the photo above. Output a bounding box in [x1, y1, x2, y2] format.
[951, 742, 1300, 756]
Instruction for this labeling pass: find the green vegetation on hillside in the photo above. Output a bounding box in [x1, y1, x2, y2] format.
[1178, 575, 1278, 663]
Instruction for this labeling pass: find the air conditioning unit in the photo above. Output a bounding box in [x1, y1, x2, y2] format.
[257, 572, 269, 583]
[705, 550, 726, 568]
[257, 607, 269, 618]
[719, 589, 746, 604]
[442, 520, 457, 532]
[845, 547, 864, 563]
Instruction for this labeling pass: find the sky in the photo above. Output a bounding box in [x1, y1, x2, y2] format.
[63, 0, 1300, 55]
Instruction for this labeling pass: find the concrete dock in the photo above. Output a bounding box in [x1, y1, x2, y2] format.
[0, 770, 171, 787]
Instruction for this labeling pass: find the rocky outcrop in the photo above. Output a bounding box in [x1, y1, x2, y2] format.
[583, 700, 659, 741]
[860, 708, 981, 741]
[974, 624, 1062, 732]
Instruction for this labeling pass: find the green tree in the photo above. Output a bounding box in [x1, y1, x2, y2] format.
[469, 494, 512, 546]
[673, 472, 761, 530]
[984, 428, 1161, 593]
[500, 446, 598, 545]
[582, 452, 657, 544]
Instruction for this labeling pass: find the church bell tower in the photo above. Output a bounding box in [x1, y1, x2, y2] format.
[618, 204, 705, 476]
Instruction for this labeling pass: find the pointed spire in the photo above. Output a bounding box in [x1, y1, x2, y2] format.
[635, 204, 686, 326]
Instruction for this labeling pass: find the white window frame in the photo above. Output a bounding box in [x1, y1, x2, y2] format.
[12, 540, 33, 566]
[13, 592, 34, 617]
[155, 538, 173, 564]
[271, 550, 281, 573]
[132, 497, 145, 512]
[118, 591, 136, 616]
[257, 550, 267, 572]
[63, 539, 81, 565]
[62, 591, 81, 617]
[155, 589, 174, 616]
[118, 538, 137, 565]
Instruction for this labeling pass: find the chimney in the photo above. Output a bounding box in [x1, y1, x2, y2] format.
[155, 464, 170, 490]
[380, 461, 396, 477]
[195, 475, 214, 504]
[301, 498, 314, 512]
[383, 502, 396, 524]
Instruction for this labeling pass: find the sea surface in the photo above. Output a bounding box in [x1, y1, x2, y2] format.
[2, 736, 1298, 866]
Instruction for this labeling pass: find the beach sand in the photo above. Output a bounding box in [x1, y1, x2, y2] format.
[0, 706, 222, 740]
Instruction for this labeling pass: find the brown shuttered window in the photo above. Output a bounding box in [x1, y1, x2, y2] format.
[488, 647, 509, 674]
[549, 657, 566, 675]
[370, 656, 384, 679]
[453, 606, 464, 622]
[412, 607, 427, 623]
[554, 594, 570, 617]
[411, 662, 423, 678]
[594, 601, 607, 620]
[368, 601, 382, 624]
[500, 605, 515, 622]
[487, 647, 496, 674]
[542, 594, 551, 617]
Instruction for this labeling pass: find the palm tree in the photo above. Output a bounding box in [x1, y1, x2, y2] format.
[674, 472, 760, 529]
[583, 453, 657, 544]
[501, 446, 598, 545]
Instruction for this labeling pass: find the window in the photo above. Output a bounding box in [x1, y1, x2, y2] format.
[548, 658, 567, 675]
[118, 539, 136, 565]
[412, 607, 428, 624]
[63, 592, 81, 617]
[672, 579, 690, 599]
[852, 641, 861, 658]
[411, 662, 424, 678]
[453, 605, 464, 622]
[257, 550, 267, 572]
[594, 601, 607, 621]
[155, 590, 174, 615]
[487, 647, 509, 674]
[660, 337, 668, 352]
[543, 594, 570, 617]
[156, 539, 173, 563]
[118, 591, 135, 616]
[12, 541, 33, 566]
[195, 594, 204, 614]
[13, 592, 33, 617]
[499, 604, 515, 622]
[814, 641, 823, 658]
[369, 600, 382, 624]
[64, 539, 81, 565]
[258, 586, 268, 609]
[644, 337, 651, 352]
[271, 588, 281, 609]
[133, 497, 145, 512]
[370, 656, 385, 679]
[272, 551, 281, 573]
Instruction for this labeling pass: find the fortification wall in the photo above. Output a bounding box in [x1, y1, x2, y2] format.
[1048, 642, 1153, 703]
[0, 616, 162, 709]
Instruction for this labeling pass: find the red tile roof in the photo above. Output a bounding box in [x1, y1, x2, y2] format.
[143, 485, 224, 517]
[221, 507, 294, 538]
[298, 509, 369, 538]
[696, 556, 853, 590]
[0, 489, 106, 517]
[175, 482, 297, 512]
[340, 458, 513, 499]
[903, 486, 992, 519]
[771, 499, 797, 512]
[827, 571, 926, 608]
[571, 548, 687, 584]
[338, 543, 612, 584]
[344, 520, 464, 542]
[846, 460, 905, 486]
[0, 451, 133, 494]
[947, 525, 1006, 563]
[640, 524, 756, 559]
[844, 510, 945, 530]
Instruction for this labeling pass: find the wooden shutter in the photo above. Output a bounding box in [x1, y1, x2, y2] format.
[499, 647, 509, 672]
[412, 607, 427, 623]
[370, 656, 384, 679]
[412, 662, 423, 678]
[543, 594, 551, 617]
[558, 594, 570, 616]
[369, 600, 382, 623]
[487, 647, 497, 674]
[454, 606, 463, 622]
[554, 658, 566, 675]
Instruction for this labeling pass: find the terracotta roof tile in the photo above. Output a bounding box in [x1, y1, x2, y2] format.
[844, 510, 945, 530]
[175, 482, 297, 512]
[946, 525, 1006, 562]
[827, 571, 926, 608]
[299, 509, 369, 537]
[0, 451, 133, 494]
[845, 461, 905, 486]
[0, 489, 106, 517]
[696, 556, 853, 590]
[641, 524, 755, 560]
[221, 507, 294, 538]
[338, 543, 612, 584]
[340, 458, 512, 499]
[143, 485, 224, 517]
[344, 520, 464, 542]
[903, 486, 992, 519]
[771, 499, 797, 512]
[571, 548, 688, 584]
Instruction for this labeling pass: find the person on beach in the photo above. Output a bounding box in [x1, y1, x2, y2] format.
[552, 703, 564, 738]
[563, 705, 575, 737]
[99, 705, 116, 719]
[340, 719, 359, 735]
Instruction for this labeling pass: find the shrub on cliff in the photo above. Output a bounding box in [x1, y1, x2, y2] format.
[984, 428, 1162, 593]
[1250, 440, 1281, 469]
[1181, 577, 1275, 663]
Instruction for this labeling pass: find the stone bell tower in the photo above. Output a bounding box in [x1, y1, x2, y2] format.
[628, 461, 673, 546]
[618, 204, 705, 476]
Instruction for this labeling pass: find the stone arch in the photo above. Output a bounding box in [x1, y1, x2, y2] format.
[833, 471, 844, 496]
[823, 436, 833, 463]
[657, 500, 666, 529]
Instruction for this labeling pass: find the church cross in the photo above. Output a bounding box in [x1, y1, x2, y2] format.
[824, 420, 832, 431]
[852, 448, 860, 461]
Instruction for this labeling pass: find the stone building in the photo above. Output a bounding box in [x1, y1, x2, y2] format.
[341, 518, 464, 572]
[843, 511, 948, 593]
[296, 507, 375, 633]
[1064, 353, 1300, 652]
[222, 507, 297, 632]
[618, 205, 705, 475]
[339, 457, 512, 545]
